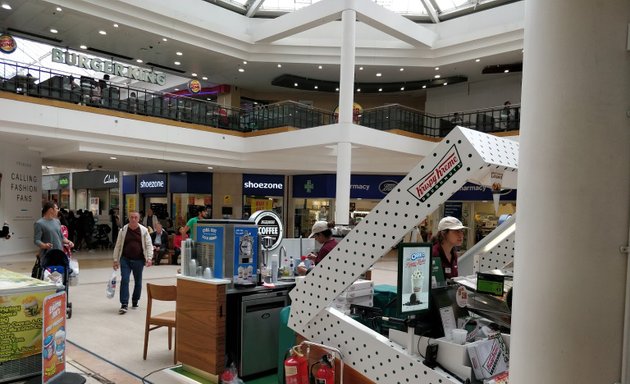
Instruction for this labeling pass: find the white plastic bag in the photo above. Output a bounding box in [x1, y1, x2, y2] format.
[106, 270, 117, 299]
[69, 258, 79, 277]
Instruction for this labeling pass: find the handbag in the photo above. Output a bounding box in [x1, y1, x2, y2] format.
[31, 255, 43, 280]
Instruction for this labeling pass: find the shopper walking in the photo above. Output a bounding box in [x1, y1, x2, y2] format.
[112, 211, 153, 314]
[432, 216, 467, 279]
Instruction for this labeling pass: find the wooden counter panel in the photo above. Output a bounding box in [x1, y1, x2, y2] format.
[176, 278, 227, 375]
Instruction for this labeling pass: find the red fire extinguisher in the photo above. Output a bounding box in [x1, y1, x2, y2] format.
[312, 354, 335, 384]
[284, 346, 309, 384]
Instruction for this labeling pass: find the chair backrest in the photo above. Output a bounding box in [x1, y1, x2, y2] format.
[147, 283, 177, 303]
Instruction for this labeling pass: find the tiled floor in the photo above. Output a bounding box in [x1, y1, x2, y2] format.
[1, 249, 397, 383]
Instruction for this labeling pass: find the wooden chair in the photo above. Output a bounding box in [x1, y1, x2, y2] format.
[143, 283, 177, 363]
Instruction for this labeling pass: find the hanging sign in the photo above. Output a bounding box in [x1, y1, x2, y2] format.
[188, 79, 202, 94]
[0, 34, 17, 54]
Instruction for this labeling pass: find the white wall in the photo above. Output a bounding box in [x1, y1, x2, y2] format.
[424, 74, 522, 115]
[0, 143, 42, 256]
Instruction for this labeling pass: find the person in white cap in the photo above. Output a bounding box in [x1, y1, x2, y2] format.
[297, 221, 338, 275]
[432, 216, 467, 279]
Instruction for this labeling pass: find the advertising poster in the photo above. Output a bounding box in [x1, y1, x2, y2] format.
[0, 269, 56, 363]
[233, 226, 258, 284]
[251, 198, 272, 212]
[196, 225, 224, 278]
[89, 197, 100, 216]
[125, 195, 136, 218]
[42, 291, 66, 383]
[0, 143, 42, 256]
[398, 244, 431, 315]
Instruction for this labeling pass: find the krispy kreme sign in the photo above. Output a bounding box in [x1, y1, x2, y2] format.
[408, 145, 462, 202]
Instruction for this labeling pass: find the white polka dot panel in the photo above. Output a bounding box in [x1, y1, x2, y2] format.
[288, 127, 519, 383]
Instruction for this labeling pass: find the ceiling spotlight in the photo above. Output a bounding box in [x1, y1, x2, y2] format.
[174, 61, 180, 65]
[294, 82, 298, 87]
[158, 170, 164, 173]
[1, 3, 11, 9]
[475, 58, 481, 62]
[238, 68, 245, 72]
[359, 67, 364, 70]
[400, 87, 405, 91]
[399, 68, 404, 71]
[277, 64, 282, 68]
[113, 23, 118, 28]
[314, 85, 318, 89]
[335, 87, 339, 91]
[50, 28, 58, 34]
[422, 85, 427, 89]
[243, 60, 247, 64]
[434, 74, 441, 79]
[435, 67, 439, 70]
[162, 37, 168, 42]
[318, 65, 322, 69]
[207, 166, 213, 170]
[136, 59, 143, 63]
[174, 88, 179, 91]
[356, 88, 361, 92]
[176, 51, 183, 56]
[110, 156, 117, 160]
[98, 30, 107, 35]
[80, 45, 87, 49]
[378, 88, 382, 92]
[56, 7, 62, 11]
[504, 69, 510, 73]
[376, 73, 382, 77]
[191, 73, 197, 77]
[202, 76, 208, 80]
[443, 83, 448, 86]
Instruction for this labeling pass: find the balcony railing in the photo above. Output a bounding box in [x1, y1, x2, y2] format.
[0, 59, 520, 137]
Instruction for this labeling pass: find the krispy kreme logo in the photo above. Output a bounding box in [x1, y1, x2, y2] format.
[408, 145, 462, 202]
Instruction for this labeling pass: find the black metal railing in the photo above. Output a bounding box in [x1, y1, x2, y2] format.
[0, 59, 520, 137]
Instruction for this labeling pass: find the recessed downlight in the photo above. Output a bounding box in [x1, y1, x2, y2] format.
[243, 60, 247, 65]
[294, 82, 298, 87]
[55, 7, 62, 12]
[162, 37, 168, 42]
[376, 73, 382, 77]
[191, 73, 197, 77]
[356, 88, 361, 92]
[98, 30, 107, 35]
[158, 170, 164, 173]
[399, 68, 404, 71]
[136, 59, 143, 63]
[1, 3, 11, 9]
[202, 76, 208, 80]
[378, 88, 382, 92]
[50, 28, 58, 34]
[277, 64, 282, 68]
[335, 87, 339, 91]
[113, 23, 119, 28]
[110, 156, 117, 160]
[434, 67, 439, 70]
[422, 85, 427, 89]
[174, 88, 179, 91]
[434, 74, 441, 79]
[475, 58, 481, 62]
[176, 51, 183, 56]
[80, 45, 87, 49]
[504, 69, 509, 73]
[358, 67, 364, 70]
[318, 65, 322, 69]
[207, 166, 213, 170]
[314, 85, 318, 89]
[400, 86, 405, 91]
[443, 83, 448, 86]
[238, 68, 245, 72]
[174, 61, 181, 65]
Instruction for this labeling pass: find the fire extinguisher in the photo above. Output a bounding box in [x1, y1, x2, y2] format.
[284, 346, 309, 384]
[312, 354, 335, 384]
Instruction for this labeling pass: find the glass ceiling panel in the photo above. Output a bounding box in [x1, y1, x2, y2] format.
[259, 0, 427, 15]
[259, 0, 322, 12]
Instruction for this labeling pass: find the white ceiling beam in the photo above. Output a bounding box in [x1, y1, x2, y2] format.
[420, 0, 440, 23]
[245, 0, 265, 18]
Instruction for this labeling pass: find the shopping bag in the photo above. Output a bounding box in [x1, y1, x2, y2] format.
[31, 255, 43, 280]
[106, 270, 117, 299]
[69, 258, 80, 286]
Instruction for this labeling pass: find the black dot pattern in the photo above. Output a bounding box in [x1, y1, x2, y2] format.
[287, 127, 519, 383]
[479, 232, 516, 271]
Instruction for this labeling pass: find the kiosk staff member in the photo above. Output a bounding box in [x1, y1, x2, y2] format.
[433, 216, 467, 279]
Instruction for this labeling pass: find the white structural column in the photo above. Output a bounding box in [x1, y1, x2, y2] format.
[512, 1, 630, 383]
[334, 9, 356, 225]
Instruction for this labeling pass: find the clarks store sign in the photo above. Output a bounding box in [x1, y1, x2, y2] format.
[51, 47, 167, 86]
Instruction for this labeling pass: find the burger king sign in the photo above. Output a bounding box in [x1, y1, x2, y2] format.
[0, 34, 17, 54]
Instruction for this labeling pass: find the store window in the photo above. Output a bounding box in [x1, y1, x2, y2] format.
[172, 193, 212, 229]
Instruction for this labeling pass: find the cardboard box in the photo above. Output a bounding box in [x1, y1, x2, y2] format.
[467, 333, 509, 380]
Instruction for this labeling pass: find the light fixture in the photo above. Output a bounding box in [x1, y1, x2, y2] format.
[191, 73, 197, 77]
[98, 30, 107, 35]
[238, 68, 245, 72]
[359, 67, 363, 70]
[422, 85, 427, 89]
[110, 156, 117, 160]
[294, 82, 298, 87]
[202, 76, 208, 80]
[376, 73, 382, 77]
[136, 59, 143, 63]
[435, 67, 439, 70]
[243, 60, 247, 64]
[56, 7, 62, 11]
[318, 65, 322, 69]
[378, 88, 382, 92]
[174, 88, 179, 91]
[314, 85, 318, 89]
[207, 166, 213, 170]
[400, 86, 405, 91]
[162, 37, 168, 42]
[80, 45, 87, 49]
[475, 58, 481, 62]
[113, 23, 118, 28]
[434, 74, 440, 79]
[158, 170, 164, 173]
[399, 68, 404, 71]
[277, 64, 282, 68]
[1, 3, 11, 10]
[443, 83, 448, 86]
[356, 88, 361, 92]
[504, 69, 509, 73]
[174, 61, 181, 65]
[50, 28, 58, 34]
[335, 87, 339, 91]
[176, 51, 183, 56]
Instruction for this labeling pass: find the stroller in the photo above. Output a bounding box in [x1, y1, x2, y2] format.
[40, 249, 73, 318]
[91, 223, 112, 250]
